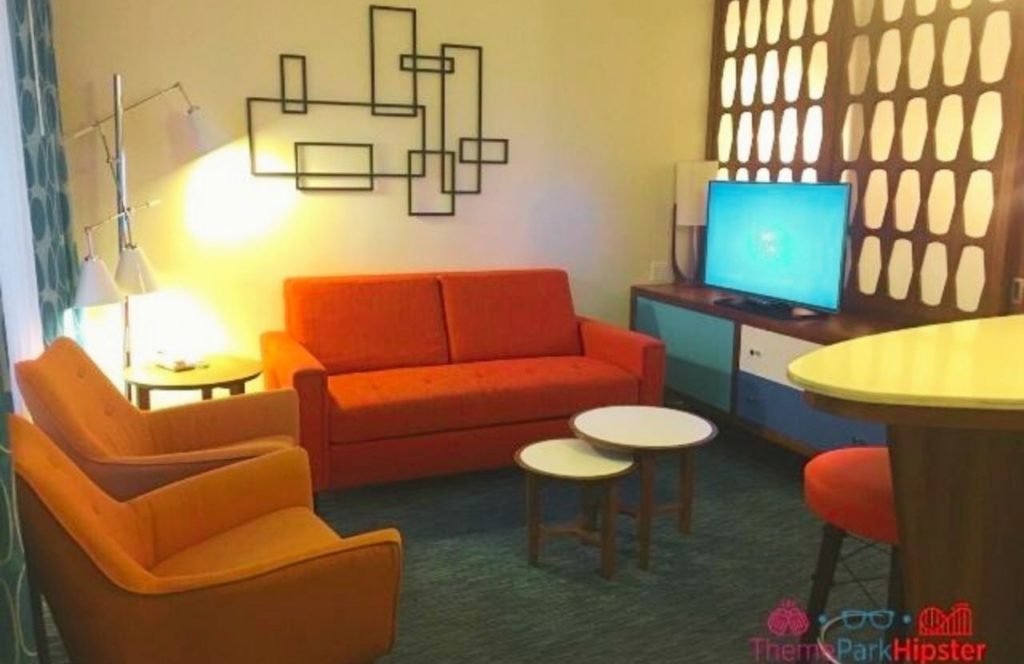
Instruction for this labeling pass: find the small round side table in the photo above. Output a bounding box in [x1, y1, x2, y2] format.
[514, 438, 635, 579]
[123, 355, 263, 410]
[571, 405, 717, 570]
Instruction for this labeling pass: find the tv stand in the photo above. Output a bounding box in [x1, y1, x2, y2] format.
[713, 296, 827, 321]
[631, 283, 902, 457]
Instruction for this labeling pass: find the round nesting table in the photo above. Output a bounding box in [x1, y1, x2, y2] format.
[571, 405, 717, 570]
[123, 356, 263, 410]
[514, 438, 635, 579]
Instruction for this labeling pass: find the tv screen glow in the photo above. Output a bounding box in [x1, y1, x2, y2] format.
[703, 181, 850, 312]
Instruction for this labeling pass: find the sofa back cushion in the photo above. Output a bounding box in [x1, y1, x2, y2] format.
[439, 269, 581, 363]
[285, 275, 450, 373]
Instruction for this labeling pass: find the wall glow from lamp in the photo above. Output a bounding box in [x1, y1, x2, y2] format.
[184, 141, 297, 247]
[129, 288, 229, 364]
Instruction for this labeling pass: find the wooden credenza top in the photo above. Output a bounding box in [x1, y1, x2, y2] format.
[632, 282, 902, 346]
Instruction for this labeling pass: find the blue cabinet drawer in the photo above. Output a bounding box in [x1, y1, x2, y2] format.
[633, 296, 735, 411]
[736, 371, 886, 451]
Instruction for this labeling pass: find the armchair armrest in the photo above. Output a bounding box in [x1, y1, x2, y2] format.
[261, 331, 330, 491]
[130, 447, 313, 562]
[579, 317, 666, 405]
[124, 529, 403, 664]
[144, 389, 299, 453]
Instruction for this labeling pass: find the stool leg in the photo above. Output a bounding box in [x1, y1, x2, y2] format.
[802, 524, 846, 647]
[526, 473, 541, 566]
[637, 453, 656, 571]
[678, 449, 695, 534]
[886, 546, 907, 643]
[601, 481, 617, 579]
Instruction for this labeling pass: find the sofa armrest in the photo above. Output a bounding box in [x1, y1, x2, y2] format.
[579, 317, 666, 405]
[130, 447, 313, 562]
[143, 390, 299, 453]
[260, 332, 330, 491]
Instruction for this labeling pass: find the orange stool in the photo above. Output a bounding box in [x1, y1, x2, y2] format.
[802, 447, 903, 646]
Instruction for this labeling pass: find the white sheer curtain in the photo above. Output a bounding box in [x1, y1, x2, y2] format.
[0, 0, 45, 412]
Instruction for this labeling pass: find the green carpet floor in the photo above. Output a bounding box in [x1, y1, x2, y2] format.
[43, 422, 888, 663]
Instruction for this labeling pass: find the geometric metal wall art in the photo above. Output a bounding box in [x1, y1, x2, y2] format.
[707, 0, 1024, 324]
[246, 4, 509, 216]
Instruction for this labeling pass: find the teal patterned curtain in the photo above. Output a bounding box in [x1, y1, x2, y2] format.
[8, 0, 77, 343]
[0, 288, 38, 663]
[2, 0, 78, 659]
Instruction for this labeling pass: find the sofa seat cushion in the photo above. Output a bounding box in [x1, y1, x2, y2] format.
[151, 507, 340, 577]
[327, 357, 639, 443]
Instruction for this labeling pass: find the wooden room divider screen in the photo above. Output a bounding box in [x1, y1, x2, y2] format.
[705, 0, 1024, 323]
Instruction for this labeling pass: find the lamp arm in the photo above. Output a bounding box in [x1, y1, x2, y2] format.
[82, 199, 162, 255]
[95, 124, 117, 180]
[114, 75, 130, 250]
[70, 82, 197, 139]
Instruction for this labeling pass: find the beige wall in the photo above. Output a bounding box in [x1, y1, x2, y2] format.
[53, 0, 713, 366]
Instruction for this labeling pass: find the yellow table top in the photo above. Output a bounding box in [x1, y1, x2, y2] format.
[787, 315, 1024, 411]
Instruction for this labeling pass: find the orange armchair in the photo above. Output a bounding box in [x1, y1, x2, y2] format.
[11, 415, 402, 664]
[15, 337, 299, 499]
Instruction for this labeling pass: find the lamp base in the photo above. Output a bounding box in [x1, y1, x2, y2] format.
[670, 205, 703, 283]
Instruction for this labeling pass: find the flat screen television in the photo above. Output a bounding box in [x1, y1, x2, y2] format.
[702, 181, 851, 318]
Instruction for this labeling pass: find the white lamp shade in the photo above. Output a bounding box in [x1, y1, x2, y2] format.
[187, 107, 229, 154]
[674, 161, 719, 227]
[74, 257, 123, 308]
[115, 246, 159, 295]
[166, 107, 228, 164]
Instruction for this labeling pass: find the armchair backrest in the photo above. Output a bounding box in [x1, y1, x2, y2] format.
[10, 415, 156, 582]
[15, 337, 155, 458]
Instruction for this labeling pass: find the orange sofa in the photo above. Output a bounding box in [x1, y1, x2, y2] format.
[12, 414, 402, 664]
[262, 269, 665, 491]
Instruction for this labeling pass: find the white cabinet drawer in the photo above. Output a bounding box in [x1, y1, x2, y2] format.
[739, 325, 821, 387]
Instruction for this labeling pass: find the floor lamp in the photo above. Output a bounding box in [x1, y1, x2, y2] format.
[72, 74, 218, 398]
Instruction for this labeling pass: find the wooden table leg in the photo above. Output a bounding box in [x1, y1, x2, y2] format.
[889, 425, 1024, 663]
[581, 483, 601, 532]
[601, 480, 617, 579]
[526, 473, 541, 566]
[678, 448, 695, 534]
[637, 452, 656, 570]
[136, 386, 151, 411]
[228, 381, 246, 396]
[201, 387, 214, 400]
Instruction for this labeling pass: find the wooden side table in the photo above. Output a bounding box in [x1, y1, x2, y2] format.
[123, 356, 263, 410]
[514, 438, 635, 579]
[571, 405, 717, 570]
